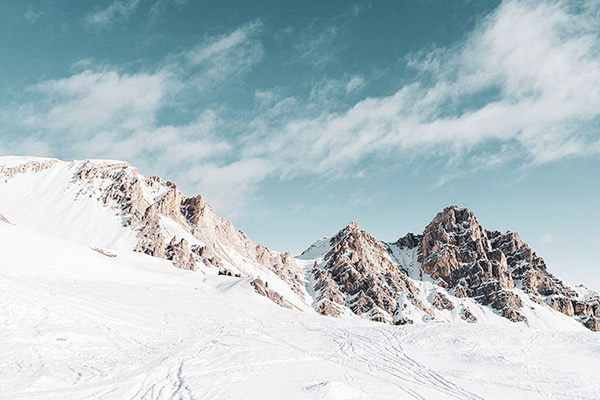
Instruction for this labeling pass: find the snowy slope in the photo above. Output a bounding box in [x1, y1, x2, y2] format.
[0, 156, 312, 311]
[1, 221, 600, 399]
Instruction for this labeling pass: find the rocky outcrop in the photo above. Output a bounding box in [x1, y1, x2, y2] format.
[250, 278, 292, 309]
[131, 205, 166, 258]
[312, 222, 432, 324]
[0, 212, 10, 224]
[191, 245, 224, 269]
[271, 252, 306, 300]
[72, 161, 146, 215]
[432, 292, 454, 311]
[183, 195, 306, 300]
[461, 307, 477, 323]
[392, 206, 599, 331]
[166, 237, 196, 270]
[0, 159, 58, 180]
[584, 317, 600, 332]
[413, 206, 525, 321]
[311, 265, 346, 317]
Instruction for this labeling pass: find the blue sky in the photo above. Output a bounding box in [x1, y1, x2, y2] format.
[1, 0, 600, 290]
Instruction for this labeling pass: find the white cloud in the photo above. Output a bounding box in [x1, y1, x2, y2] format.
[345, 76, 365, 94]
[23, 7, 42, 22]
[6, 1, 600, 217]
[295, 6, 362, 67]
[541, 234, 555, 244]
[182, 21, 264, 86]
[180, 158, 275, 218]
[3, 21, 265, 216]
[84, 0, 143, 27]
[24, 69, 170, 136]
[242, 0, 600, 179]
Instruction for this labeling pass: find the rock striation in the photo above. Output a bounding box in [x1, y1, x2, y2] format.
[311, 222, 432, 324]
[394, 206, 599, 330]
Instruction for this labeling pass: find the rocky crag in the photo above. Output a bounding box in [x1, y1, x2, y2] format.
[310, 222, 432, 324]
[393, 206, 599, 331]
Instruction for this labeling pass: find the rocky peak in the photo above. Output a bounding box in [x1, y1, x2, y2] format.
[420, 206, 513, 289]
[417, 206, 525, 321]
[395, 232, 422, 249]
[182, 195, 212, 229]
[312, 223, 432, 324]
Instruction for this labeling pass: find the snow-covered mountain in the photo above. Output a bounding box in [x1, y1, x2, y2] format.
[0, 156, 309, 311]
[0, 156, 597, 332]
[1, 155, 600, 399]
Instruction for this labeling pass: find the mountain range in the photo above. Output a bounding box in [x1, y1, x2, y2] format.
[3, 156, 600, 399]
[1, 156, 597, 333]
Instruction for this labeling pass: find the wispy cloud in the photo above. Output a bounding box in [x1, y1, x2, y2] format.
[243, 0, 600, 180]
[541, 234, 555, 244]
[181, 20, 264, 87]
[84, 0, 143, 27]
[4, 0, 600, 218]
[23, 7, 42, 23]
[295, 5, 362, 67]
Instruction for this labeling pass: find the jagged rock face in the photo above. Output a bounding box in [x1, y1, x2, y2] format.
[272, 252, 306, 300]
[394, 206, 599, 331]
[313, 222, 432, 324]
[191, 245, 224, 269]
[461, 307, 477, 323]
[166, 237, 196, 270]
[414, 206, 525, 321]
[311, 265, 346, 317]
[131, 205, 166, 258]
[183, 195, 306, 299]
[72, 161, 146, 215]
[584, 317, 600, 332]
[395, 233, 422, 249]
[154, 182, 186, 221]
[420, 207, 514, 291]
[489, 230, 553, 295]
[432, 292, 454, 311]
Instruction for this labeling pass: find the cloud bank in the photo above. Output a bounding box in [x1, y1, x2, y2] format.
[3, 0, 600, 216]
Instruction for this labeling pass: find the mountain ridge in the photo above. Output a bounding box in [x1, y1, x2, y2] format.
[0, 156, 598, 331]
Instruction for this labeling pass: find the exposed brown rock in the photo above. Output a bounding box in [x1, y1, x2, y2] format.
[183, 195, 307, 301]
[432, 292, 455, 311]
[271, 252, 306, 300]
[312, 222, 432, 324]
[311, 265, 346, 317]
[132, 205, 166, 258]
[91, 247, 117, 258]
[191, 245, 224, 269]
[391, 206, 599, 330]
[461, 307, 477, 323]
[420, 206, 514, 292]
[250, 278, 292, 309]
[0, 212, 10, 224]
[584, 316, 600, 332]
[0, 159, 58, 180]
[166, 237, 196, 270]
[417, 206, 523, 321]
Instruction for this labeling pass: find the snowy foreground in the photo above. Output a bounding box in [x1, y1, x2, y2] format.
[1, 223, 600, 400]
